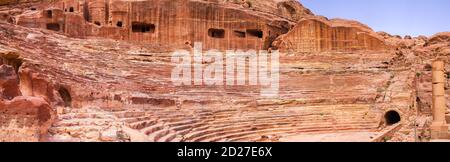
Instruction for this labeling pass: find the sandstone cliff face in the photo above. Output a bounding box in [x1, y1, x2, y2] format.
[14, 0, 315, 51]
[0, 19, 409, 142]
[0, 0, 41, 6]
[0, 96, 55, 142]
[273, 17, 387, 53]
[225, 0, 314, 22]
[1, 49, 57, 142]
[13, 0, 387, 53]
[426, 32, 450, 47]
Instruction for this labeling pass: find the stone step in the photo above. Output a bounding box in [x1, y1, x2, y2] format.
[114, 111, 147, 118]
[63, 107, 108, 114]
[129, 118, 158, 130]
[165, 118, 199, 127]
[170, 136, 184, 142]
[48, 125, 104, 135]
[121, 116, 153, 123]
[238, 124, 378, 142]
[147, 127, 173, 142]
[141, 123, 164, 135]
[186, 122, 336, 142]
[196, 125, 337, 142]
[52, 118, 114, 127]
[154, 129, 177, 142]
[188, 116, 335, 131]
[59, 112, 116, 120]
[158, 116, 193, 124]
[169, 121, 205, 133]
[186, 120, 378, 142]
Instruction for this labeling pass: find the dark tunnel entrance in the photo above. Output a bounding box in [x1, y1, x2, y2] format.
[384, 110, 401, 125]
[58, 87, 72, 107]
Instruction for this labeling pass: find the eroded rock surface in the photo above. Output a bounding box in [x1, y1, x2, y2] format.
[0, 96, 55, 142]
[0, 65, 20, 99]
[1, 49, 56, 142]
[13, 0, 316, 51]
[273, 17, 387, 53]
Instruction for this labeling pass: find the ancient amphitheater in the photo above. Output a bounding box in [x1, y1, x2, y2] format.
[1, 0, 450, 142]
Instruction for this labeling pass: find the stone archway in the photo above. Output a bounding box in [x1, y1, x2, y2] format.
[384, 110, 401, 125]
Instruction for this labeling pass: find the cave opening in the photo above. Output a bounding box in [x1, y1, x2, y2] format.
[94, 21, 101, 26]
[116, 21, 123, 27]
[46, 10, 52, 18]
[208, 28, 225, 38]
[424, 64, 432, 71]
[247, 29, 263, 38]
[132, 22, 155, 33]
[0, 56, 23, 74]
[69, 7, 74, 12]
[233, 30, 246, 38]
[46, 23, 60, 31]
[58, 87, 72, 107]
[384, 110, 401, 125]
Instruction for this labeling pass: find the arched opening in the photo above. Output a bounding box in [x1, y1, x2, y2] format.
[208, 28, 225, 38]
[247, 29, 263, 38]
[1, 54, 23, 74]
[46, 10, 53, 18]
[132, 22, 155, 33]
[58, 87, 72, 107]
[424, 64, 432, 71]
[116, 21, 123, 27]
[384, 110, 401, 125]
[69, 7, 74, 12]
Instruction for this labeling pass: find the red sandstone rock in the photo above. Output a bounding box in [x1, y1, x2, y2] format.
[0, 65, 21, 100]
[14, 0, 315, 51]
[426, 32, 450, 46]
[19, 66, 57, 103]
[0, 96, 55, 142]
[0, 11, 15, 23]
[273, 17, 387, 53]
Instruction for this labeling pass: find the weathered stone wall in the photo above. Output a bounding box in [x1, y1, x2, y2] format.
[1, 50, 56, 142]
[0, 96, 55, 142]
[0, 65, 21, 100]
[0, 0, 43, 6]
[64, 13, 86, 37]
[16, 0, 298, 50]
[273, 19, 332, 52]
[87, 0, 106, 25]
[274, 18, 386, 53]
[62, 0, 81, 13]
[16, 8, 67, 32]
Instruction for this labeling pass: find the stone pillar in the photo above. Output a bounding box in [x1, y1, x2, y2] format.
[430, 59, 449, 139]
